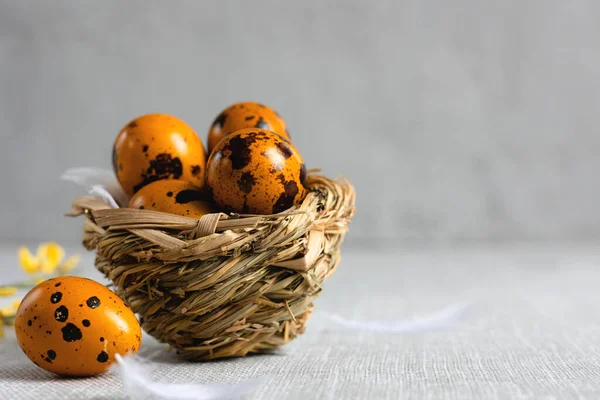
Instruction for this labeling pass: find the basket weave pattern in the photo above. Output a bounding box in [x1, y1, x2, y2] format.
[71, 174, 355, 360]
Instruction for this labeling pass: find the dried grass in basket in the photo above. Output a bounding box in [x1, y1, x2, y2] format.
[68, 173, 355, 360]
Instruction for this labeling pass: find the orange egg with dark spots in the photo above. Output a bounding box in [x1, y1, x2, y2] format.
[15, 277, 142, 377]
[128, 179, 218, 218]
[206, 128, 307, 215]
[207, 102, 290, 154]
[113, 113, 207, 197]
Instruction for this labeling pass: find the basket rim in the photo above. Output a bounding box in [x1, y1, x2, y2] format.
[69, 173, 355, 267]
[69, 173, 355, 232]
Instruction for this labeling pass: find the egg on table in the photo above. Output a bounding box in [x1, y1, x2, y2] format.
[113, 113, 207, 197]
[207, 101, 290, 154]
[206, 128, 307, 215]
[15, 277, 141, 377]
[128, 179, 218, 218]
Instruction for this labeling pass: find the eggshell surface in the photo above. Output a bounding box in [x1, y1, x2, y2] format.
[113, 113, 207, 196]
[15, 277, 142, 377]
[207, 102, 290, 154]
[128, 179, 218, 218]
[206, 128, 307, 215]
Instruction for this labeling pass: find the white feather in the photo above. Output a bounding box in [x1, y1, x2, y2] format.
[321, 302, 471, 333]
[61, 167, 129, 207]
[112, 354, 267, 400]
[89, 185, 120, 209]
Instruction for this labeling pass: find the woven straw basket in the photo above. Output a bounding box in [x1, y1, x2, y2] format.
[69, 173, 355, 360]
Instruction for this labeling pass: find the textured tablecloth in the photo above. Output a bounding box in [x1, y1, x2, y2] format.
[2, 245, 600, 399]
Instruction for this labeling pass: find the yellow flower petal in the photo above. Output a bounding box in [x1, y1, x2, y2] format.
[39, 259, 56, 274]
[18, 246, 40, 274]
[0, 301, 21, 328]
[37, 242, 64, 273]
[0, 306, 16, 317]
[0, 287, 17, 297]
[60, 254, 80, 274]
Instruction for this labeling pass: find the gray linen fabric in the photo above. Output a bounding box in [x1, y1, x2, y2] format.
[1, 246, 600, 399]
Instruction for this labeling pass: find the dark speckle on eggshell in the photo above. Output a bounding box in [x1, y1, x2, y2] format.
[238, 172, 256, 194]
[133, 153, 183, 193]
[226, 134, 257, 170]
[190, 165, 201, 176]
[212, 112, 227, 129]
[112, 146, 118, 174]
[275, 141, 293, 159]
[253, 131, 270, 140]
[50, 292, 62, 304]
[174, 190, 206, 204]
[61, 323, 83, 342]
[97, 351, 109, 363]
[273, 180, 300, 213]
[276, 173, 286, 185]
[54, 306, 69, 322]
[254, 117, 270, 130]
[86, 296, 101, 309]
[299, 163, 307, 186]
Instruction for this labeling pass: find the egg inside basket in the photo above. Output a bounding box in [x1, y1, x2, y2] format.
[70, 173, 354, 360]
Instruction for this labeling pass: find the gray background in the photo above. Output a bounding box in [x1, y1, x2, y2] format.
[1, 0, 599, 248]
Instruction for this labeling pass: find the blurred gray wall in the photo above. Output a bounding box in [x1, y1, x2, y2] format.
[1, 0, 599, 248]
